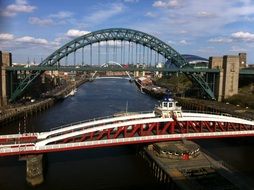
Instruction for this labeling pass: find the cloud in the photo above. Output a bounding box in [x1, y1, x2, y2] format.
[0, 33, 15, 41]
[209, 31, 254, 44]
[28, 17, 54, 26]
[1, 0, 36, 17]
[179, 39, 189, 45]
[66, 29, 90, 38]
[49, 11, 73, 19]
[197, 11, 216, 18]
[229, 46, 247, 52]
[85, 3, 124, 24]
[153, 0, 183, 9]
[145, 12, 157, 18]
[231, 31, 254, 42]
[16, 36, 48, 45]
[124, 0, 139, 3]
[28, 11, 74, 26]
[209, 37, 233, 43]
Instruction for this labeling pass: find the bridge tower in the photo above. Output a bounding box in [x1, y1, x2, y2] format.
[0, 51, 12, 106]
[209, 54, 240, 101]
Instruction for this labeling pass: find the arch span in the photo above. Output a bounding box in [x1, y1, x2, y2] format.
[10, 28, 215, 101]
[91, 61, 132, 79]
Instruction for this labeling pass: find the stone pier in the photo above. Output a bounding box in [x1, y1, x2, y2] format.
[0, 51, 12, 107]
[26, 154, 44, 186]
[209, 54, 240, 101]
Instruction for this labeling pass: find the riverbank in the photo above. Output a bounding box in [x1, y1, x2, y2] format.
[0, 77, 88, 126]
[134, 77, 254, 120]
[176, 97, 254, 120]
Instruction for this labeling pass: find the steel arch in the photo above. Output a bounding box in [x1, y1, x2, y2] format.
[10, 28, 215, 101]
[91, 61, 132, 79]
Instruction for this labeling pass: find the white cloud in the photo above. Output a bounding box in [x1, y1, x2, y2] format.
[179, 39, 189, 45]
[28, 17, 54, 26]
[145, 12, 157, 18]
[229, 46, 247, 52]
[28, 11, 74, 26]
[153, 0, 183, 9]
[49, 11, 73, 19]
[85, 3, 124, 24]
[124, 0, 139, 3]
[209, 37, 233, 43]
[66, 29, 90, 38]
[168, 40, 176, 44]
[16, 36, 48, 45]
[0, 33, 15, 41]
[231, 31, 254, 42]
[197, 11, 216, 18]
[1, 0, 36, 17]
[179, 30, 187, 34]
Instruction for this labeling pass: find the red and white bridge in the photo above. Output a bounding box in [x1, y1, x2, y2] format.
[0, 99, 254, 157]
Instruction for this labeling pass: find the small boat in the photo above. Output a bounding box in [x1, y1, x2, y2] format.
[65, 88, 77, 98]
[154, 95, 182, 118]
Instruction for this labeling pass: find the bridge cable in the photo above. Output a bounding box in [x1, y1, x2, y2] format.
[121, 40, 123, 65]
[74, 50, 76, 66]
[82, 47, 84, 66]
[146, 48, 149, 67]
[131, 42, 134, 64]
[90, 44, 92, 66]
[150, 48, 152, 67]
[128, 41, 130, 65]
[135, 43, 138, 64]
[157, 51, 159, 64]
[143, 45, 145, 64]
[139, 44, 141, 64]
[106, 40, 108, 64]
[123, 41, 125, 64]
[98, 42, 100, 65]
[154, 50, 157, 65]
[115, 40, 118, 62]
[65, 54, 68, 66]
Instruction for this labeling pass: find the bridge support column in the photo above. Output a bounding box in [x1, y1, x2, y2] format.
[25, 154, 44, 186]
[0, 51, 12, 106]
[214, 70, 224, 102]
[209, 55, 240, 101]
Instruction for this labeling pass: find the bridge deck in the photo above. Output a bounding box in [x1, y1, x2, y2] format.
[0, 111, 254, 157]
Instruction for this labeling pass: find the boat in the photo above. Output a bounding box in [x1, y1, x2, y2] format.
[64, 88, 77, 98]
[154, 95, 182, 118]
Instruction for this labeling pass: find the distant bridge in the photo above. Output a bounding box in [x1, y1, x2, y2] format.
[8, 28, 215, 101]
[94, 77, 131, 80]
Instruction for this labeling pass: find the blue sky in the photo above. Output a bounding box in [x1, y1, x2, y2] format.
[0, 0, 254, 64]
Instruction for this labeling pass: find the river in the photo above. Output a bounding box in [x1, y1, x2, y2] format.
[0, 78, 254, 189]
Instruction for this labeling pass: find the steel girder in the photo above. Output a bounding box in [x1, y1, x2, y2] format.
[10, 28, 215, 101]
[52, 120, 254, 145]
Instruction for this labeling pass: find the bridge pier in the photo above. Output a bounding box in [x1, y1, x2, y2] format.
[209, 54, 240, 101]
[25, 154, 44, 186]
[0, 51, 12, 107]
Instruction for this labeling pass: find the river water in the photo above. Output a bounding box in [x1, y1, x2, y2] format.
[0, 79, 254, 189]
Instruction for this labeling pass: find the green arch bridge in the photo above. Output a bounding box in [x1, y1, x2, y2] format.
[10, 28, 216, 101]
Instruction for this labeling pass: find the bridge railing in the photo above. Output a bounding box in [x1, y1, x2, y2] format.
[49, 111, 153, 132]
[182, 109, 253, 121]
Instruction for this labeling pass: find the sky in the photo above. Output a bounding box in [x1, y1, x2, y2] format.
[0, 0, 254, 64]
